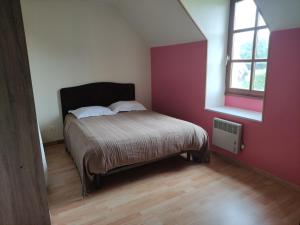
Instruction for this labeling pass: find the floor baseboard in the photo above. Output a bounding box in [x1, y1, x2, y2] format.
[212, 151, 300, 193]
[44, 139, 64, 147]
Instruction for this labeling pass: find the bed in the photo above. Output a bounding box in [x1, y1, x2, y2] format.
[60, 82, 209, 195]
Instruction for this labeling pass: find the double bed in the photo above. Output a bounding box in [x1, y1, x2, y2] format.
[60, 82, 209, 195]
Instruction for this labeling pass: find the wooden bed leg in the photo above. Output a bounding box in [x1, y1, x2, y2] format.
[186, 152, 191, 161]
[95, 175, 101, 188]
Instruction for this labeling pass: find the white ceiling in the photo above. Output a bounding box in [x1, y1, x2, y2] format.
[255, 0, 300, 31]
[104, 0, 206, 47]
[24, 0, 300, 45]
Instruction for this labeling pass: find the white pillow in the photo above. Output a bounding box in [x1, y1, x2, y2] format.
[109, 101, 146, 113]
[69, 106, 116, 119]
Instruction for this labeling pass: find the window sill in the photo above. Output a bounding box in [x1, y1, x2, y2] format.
[205, 106, 263, 122]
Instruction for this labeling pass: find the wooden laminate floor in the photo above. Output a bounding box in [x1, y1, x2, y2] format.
[47, 144, 300, 225]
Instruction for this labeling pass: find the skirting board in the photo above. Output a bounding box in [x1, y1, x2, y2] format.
[212, 151, 300, 193]
[43, 139, 64, 147]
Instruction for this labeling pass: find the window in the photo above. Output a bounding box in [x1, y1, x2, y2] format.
[226, 0, 270, 97]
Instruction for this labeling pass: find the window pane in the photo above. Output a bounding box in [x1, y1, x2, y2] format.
[252, 62, 267, 91]
[255, 28, 270, 59]
[232, 31, 254, 60]
[234, 0, 257, 30]
[257, 13, 266, 26]
[230, 62, 252, 90]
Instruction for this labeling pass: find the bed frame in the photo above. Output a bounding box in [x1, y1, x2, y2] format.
[60, 82, 209, 195]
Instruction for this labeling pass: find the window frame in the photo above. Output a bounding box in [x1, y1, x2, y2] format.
[225, 0, 270, 98]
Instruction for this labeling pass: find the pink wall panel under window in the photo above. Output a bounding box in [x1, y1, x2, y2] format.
[225, 95, 263, 112]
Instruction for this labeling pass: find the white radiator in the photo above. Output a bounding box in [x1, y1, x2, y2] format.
[212, 118, 243, 154]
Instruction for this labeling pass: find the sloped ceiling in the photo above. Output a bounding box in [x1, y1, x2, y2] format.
[104, 0, 206, 47]
[255, 0, 300, 31]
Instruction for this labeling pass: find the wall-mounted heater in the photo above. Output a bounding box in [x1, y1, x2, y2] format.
[212, 118, 243, 154]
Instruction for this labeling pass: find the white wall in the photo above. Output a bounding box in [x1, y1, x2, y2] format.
[180, 0, 229, 109]
[21, 0, 151, 142]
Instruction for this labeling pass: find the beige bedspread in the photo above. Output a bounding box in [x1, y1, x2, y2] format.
[64, 110, 209, 194]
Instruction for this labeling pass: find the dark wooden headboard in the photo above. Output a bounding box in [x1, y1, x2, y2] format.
[60, 82, 135, 120]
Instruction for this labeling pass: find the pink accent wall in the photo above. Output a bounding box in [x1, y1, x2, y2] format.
[225, 95, 263, 112]
[151, 28, 300, 186]
[152, 42, 206, 122]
